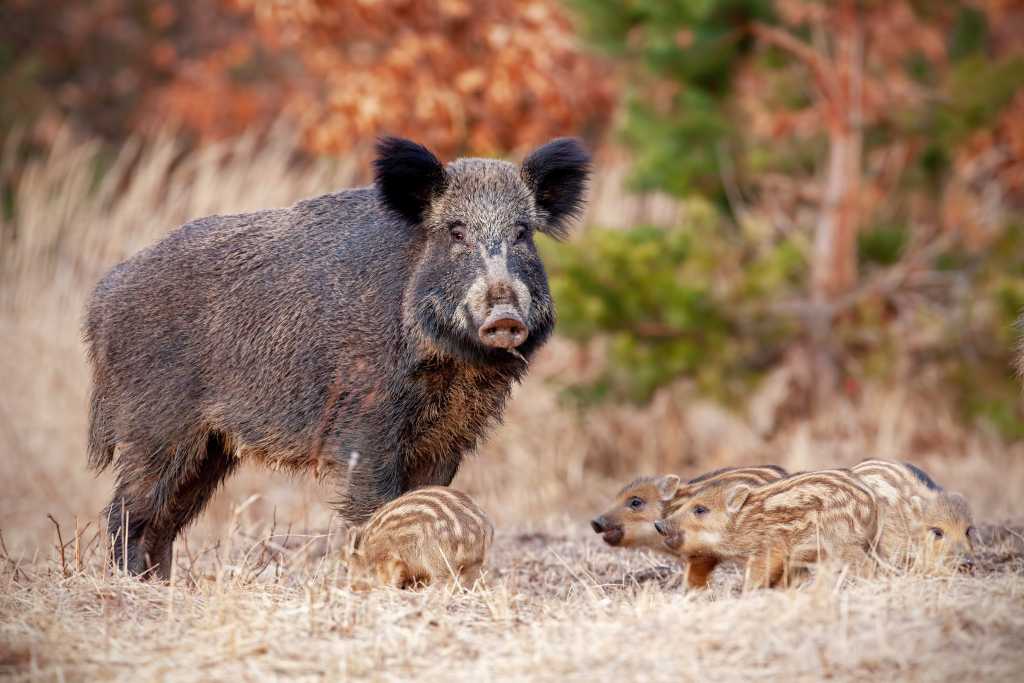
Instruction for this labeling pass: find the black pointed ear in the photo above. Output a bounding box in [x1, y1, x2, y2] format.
[374, 137, 447, 224]
[521, 138, 591, 239]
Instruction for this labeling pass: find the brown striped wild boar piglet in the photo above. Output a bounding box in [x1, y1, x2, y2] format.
[346, 487, 493, 590]
[591, 465, 788, 588]
[852, 459, 975, 573]
[590, 465, 788, 551]
[655, 469, 881, 589]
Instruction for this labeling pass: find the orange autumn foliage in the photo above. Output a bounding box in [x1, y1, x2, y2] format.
[145, 0, 616, 157]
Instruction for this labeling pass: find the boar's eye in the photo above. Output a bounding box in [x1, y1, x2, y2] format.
[449, 222, 466, 243]
[966, 526, 976, 541]
[627, 497, 644, 510]
[930, 527, 945, 540]
[693, 505, 709, 517]
[514, 222, 529, 242]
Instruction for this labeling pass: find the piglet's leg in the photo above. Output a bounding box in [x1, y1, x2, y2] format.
[684, 556, 719, 589]
[745, 548, 787, 589]
[458, 562, 484, 589]
[834, 544, 877, 578]
[376, 557, 412, 589]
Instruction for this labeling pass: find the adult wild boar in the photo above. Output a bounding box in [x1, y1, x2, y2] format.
[85, 137, 590, 578]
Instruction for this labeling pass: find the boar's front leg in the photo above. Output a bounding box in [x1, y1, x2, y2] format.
[400, 454, 462, 491]
[332, 442, 462, 523]
[334, 447, 404, 524]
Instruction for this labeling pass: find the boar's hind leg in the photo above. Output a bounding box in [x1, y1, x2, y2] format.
[106, 434, 238, 580]
[106, 485, 150, 576]
[141, 432, 239, 581]
[106, 440, 177, 576]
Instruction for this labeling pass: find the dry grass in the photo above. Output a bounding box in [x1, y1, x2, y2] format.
[1, 129, 1023, 682]
[2, 525, 1024, 682]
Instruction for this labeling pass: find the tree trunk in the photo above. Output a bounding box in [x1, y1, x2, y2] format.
[808, 0, 864, 403]
[812, 123, 862, 302]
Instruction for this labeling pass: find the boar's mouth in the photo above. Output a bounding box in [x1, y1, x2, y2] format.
[478, 304, 529, 349]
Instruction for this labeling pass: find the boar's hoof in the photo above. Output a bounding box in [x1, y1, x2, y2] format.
[479, 305, 528, 349]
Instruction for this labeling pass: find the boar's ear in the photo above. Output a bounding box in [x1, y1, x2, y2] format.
[656, 474, 681, 502]
[374, 137, 448, 225]
[521, 138, 591, 240]
[725, 484, 752, 513]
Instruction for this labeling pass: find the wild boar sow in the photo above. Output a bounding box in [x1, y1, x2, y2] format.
[84, 137, 590, 578]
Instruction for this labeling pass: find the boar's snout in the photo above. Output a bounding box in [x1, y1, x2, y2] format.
[479, 304, 528, 349]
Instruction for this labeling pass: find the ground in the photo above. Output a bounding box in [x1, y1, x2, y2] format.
[2, 523, 1023, 682]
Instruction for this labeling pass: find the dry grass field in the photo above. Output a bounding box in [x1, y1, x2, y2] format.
[2, 130, 1023, 682]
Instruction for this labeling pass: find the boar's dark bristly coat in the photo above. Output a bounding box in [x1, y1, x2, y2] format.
[84, 137, 590, 579]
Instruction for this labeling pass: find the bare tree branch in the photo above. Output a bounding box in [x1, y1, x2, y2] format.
[749, 22, 840, 107]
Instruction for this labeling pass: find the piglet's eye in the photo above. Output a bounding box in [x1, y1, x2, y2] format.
[627, 497, 644, 510]
[449, 223, 466, 242]
[930, 527, 945, 539]
[693, 505, 709, 516]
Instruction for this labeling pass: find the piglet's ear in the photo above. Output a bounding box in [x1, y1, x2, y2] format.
[374, 137, 447, 225]
[726, 484, 752, 513]
[656, 475, 681, 502]
[521, 138, 591, 240]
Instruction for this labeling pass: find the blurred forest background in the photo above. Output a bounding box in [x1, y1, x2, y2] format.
[1, 0, 1024, 546]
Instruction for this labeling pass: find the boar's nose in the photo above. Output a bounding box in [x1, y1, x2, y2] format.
[487, 280, 517, 307]
[479, 303, 528, 349]
[654, 520, 669, 536]
[591, 517, 608, 534]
